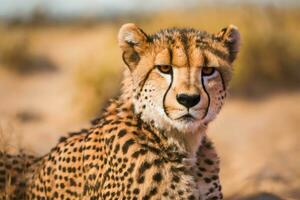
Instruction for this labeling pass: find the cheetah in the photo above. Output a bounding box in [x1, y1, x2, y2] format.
[0, 23, 240, 199]
[0, 152, 40, 200]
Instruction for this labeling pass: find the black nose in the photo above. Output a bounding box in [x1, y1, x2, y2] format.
[176, 94, 200, 108]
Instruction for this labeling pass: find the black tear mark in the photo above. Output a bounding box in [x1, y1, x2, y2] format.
[201, 76, 210, 120]
[163, 70, 174, 118]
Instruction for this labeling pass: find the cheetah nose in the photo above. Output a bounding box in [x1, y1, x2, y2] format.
[176, 93, 200, 108]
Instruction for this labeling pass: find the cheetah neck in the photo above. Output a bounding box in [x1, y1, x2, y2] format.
[116, 69, 207, 158]
[166, 125, 207, 158]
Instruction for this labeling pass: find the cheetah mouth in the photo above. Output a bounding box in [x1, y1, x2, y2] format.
[175, 114, 196, 122]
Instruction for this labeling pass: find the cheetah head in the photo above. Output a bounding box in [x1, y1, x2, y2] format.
[118, 23, 240, 134]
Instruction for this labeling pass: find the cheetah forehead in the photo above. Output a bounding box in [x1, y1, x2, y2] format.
[148, 28, 220, 49]
[150, 28, 211, 41]
[142, 28, 231, 70]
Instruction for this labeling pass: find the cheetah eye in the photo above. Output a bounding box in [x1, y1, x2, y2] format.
[202, 67, 216, 76]
[156, 65, 172, 74]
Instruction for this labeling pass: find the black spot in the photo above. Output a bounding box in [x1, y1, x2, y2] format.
[122, 139, 135, 154]
[133, 188, 140, 194]
[163, 191, 169, 196]
[118, 129, 127, 138]
[204, 177, 212, 183]
[70, 178, 76, 186]
[114, 144, 120, 154]
[139, 161, 151, 174]
[199, 167, 206, 172]
[142, 195, 149, 200]
[137, 176, 145, 184]
[204, 159, 214, 165]
[153, 158, 163, 166]
[152, 172, 163, 182]
[172, 175, 180, 183]
[149, 187, 158, 196]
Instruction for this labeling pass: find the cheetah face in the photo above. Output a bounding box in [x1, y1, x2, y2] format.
[119, 24, 240, 133]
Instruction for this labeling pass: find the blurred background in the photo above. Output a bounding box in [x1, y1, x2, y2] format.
[0, 0, 299, 199]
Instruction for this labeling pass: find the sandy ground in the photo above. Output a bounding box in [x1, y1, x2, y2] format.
[210, 93, 300, 199]
[0, 25, 299, 199]
[0, 25, 117, 153]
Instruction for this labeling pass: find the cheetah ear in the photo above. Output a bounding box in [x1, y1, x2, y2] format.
[118, 23, 148, 71]
[216, 25, 241, 63]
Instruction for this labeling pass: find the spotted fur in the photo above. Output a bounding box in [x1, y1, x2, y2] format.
[0, 152, 41, 200]
[0, 23, 240, 199]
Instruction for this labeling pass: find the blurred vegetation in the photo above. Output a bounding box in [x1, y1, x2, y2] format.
[74, 25, 123, 117]
[1, 6, 299, 114]
[75, 60, 122, 116]
[231, 8, 300, 96]
[0, 26, 57, 75]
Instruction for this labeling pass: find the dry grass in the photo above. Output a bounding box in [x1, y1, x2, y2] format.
[0, 26, 57, 75]
[210, 93, 300, 199]
[73, 26, 123, 117]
